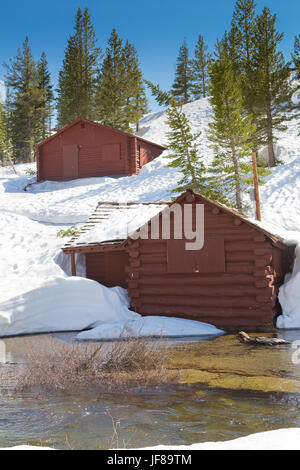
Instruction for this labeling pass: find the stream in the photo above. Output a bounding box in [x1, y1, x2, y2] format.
[0, 331, 300, 449]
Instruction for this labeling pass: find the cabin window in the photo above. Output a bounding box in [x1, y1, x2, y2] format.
[167, 238, 225, 273]
[102, 143, 121, 160]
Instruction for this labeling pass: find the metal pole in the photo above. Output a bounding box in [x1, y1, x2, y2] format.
[252, 151, 262, 221]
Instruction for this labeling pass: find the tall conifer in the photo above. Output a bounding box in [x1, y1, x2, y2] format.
[95, 29, 126, 130]
[171, 39, 193, 104]
[4, 37, 42, 162]
[292, 35, 300, 135]
[292, 35, 300, 73]
[208, 37, 259, 212]
[36, 52, 53, 141]
[0, 103, 7, 165]
[56, 8, 99, 127]
[192, 35, 210, 99]
[252, 7, 294, 166]
[230, 0, 266, 152]
[122, 41, 148, 132]
[146, 81, 222, 199]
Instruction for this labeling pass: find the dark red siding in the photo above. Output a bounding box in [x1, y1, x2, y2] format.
[125, 194, 293, 329]
[37, 119, 165, 181]
[137, 140, 164, 172]
[86, 251, 128, 288]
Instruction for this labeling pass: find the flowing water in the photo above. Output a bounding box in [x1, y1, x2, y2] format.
[0, 331, 300, 449]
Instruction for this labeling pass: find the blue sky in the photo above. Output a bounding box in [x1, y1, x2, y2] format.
[0, 0, 299, 113]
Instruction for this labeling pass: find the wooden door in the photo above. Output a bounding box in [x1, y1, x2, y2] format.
[63, 144, 78, 179]
[86, 251, 128, 288]
[101, 143, 123, 175]
[104, 251, 128, 287]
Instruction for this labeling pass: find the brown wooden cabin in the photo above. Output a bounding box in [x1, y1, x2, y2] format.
[62, 190, 296, 329]
[36, 118, 165, 182]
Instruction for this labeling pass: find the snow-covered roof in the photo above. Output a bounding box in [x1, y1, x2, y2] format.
[63, 190, 296, 253]
[63, 201, 168, 250]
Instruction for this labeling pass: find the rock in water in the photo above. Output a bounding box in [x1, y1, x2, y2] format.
[237, 331, 290, 346]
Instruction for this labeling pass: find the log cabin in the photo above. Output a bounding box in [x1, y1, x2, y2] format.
[62, 190, 296, 329]
[36, 118, 165, 181]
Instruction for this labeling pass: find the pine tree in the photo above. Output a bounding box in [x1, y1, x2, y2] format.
[36, 52, 53, 141]
[252, 6, 294, 166]
[146, 81, 222, 199]
[292, 35, 300, 75]
[56, 7, 100, 127]
[4, 37, 42, 162]
[0, 103, 7, 165]
[171, 39, 193, 104]
[122, 40, 148, 132]
[192, 35, 211, 99]
[165, 101, 218, 197]
[231, 0, 257, 106]
[208, 38, 259, 212]
[95, 29, 126, 130]
[292, 35, 300, 134]
[230, 0, 266, 152]
[231, 0, 256, 72]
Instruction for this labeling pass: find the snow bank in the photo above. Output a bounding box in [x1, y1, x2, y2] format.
[277, 244, 300, 328]
[140, 428, 300, 450]
[0, 445, 54, 450]
[0, 278, 138, 337]
[76, 316, 224, 341]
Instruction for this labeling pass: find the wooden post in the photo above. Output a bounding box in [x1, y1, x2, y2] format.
[71, 252, 76, 276]
[252, 151, 262, 222]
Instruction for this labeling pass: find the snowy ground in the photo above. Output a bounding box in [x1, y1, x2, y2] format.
[140, 428, 300, 450]
[0, 97, 300, 336]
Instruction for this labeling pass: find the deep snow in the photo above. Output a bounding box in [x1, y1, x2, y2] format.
[140, 428, 300, 450]
[77, 316, 223, 340]
[0, 97, 300, 335]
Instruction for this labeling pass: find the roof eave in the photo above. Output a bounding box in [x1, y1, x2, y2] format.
[37, 117, 166, 151]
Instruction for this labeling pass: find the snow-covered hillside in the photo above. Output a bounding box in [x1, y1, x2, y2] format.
[0, 97, 300, 335]
[138, 97, 300, 165]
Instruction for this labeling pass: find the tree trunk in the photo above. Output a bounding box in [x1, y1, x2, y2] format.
[231, 138, 243, 212]
[266, 110, 275, 167]
[202, 65, 206, 98]
[251, 151, 262, 221]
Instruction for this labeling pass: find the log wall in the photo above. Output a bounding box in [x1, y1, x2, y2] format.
[126, 198, 289, 328]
